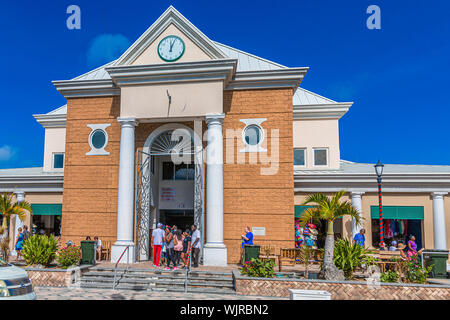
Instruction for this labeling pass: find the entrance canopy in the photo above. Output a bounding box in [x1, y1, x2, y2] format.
[370, 206, 424, 220]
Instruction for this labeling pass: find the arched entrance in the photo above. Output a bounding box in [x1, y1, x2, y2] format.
[135, 123, 204, 261]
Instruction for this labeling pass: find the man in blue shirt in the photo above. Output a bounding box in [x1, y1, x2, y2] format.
[353, 228, 366, 247]
[241, 226, 254, 247]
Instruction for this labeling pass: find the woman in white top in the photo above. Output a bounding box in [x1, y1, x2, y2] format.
[94, 236, 102, 261]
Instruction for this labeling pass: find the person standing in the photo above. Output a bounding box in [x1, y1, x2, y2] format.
[191, 225, 201, 268]
[407, 235, 418, 258]
[353, 229, 366, 247]
[15, 227, 24, 261]
[94, 236, 102, 261]
[22, 225, 31, 241]
[240, 226, 254, 263]
[173, 230, 184, 269]
[151, 223, 165, 267]
[165, 226, 175, 270]
[181, 229, 191, 268]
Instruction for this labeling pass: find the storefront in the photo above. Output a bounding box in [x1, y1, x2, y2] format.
[30, 204, 62, 237]
[370, 206, 424, 249]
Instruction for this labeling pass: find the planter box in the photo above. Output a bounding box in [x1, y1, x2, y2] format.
[25, 265, 91, 287]
[233, 270, 450, 300]
[289, 289, 331, 300]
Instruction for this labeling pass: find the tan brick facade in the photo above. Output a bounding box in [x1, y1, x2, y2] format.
[223, 89, 295, 263]
[62, 89, 295, 264]
[62, 97, 121, 245]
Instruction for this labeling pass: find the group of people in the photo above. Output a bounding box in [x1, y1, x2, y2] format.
[151, 224, 201, 270]
[85, 236, 103, 261]
[353, 228, 422, 259]
[14, 225, 32, 261]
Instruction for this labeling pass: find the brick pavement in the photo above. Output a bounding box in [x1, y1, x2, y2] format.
[34, 286, 286, 300]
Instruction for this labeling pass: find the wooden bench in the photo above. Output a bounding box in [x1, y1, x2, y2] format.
[278, 248, 323, 272]
[259, 245, 278, 264]
[377, 250, 402, 273]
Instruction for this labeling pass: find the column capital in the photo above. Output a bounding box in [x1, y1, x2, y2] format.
[432, 192, 448, 199]
[205, 114, 225, 126]
[351, 191, 365, 197]
[117, 117, 138, 127]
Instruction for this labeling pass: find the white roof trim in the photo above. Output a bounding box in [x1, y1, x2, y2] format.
[115, 6, 226, 66]
[293, 103, 353, 120]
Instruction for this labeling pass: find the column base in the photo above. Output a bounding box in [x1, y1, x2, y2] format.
[111, 241, 136, 264]
[203, 243, 227, 266]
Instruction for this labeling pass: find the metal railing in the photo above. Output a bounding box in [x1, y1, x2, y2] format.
[184, 248, 193, 293]
[112, 245, 130, 290]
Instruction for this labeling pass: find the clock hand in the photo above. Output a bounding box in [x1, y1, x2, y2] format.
[169, 40, 175, 52]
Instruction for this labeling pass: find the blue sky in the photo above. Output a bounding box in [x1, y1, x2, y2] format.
[0, 0, 449, 169]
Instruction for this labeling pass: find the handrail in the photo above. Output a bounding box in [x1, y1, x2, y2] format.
[184, 246, 193, 293]
[113, 245, 130, 290]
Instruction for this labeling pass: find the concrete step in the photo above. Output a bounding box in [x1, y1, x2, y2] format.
[83, 272, 232, 282]
[81, 276, 233, 288]
[80, 281, 236, 295]
[91, 267, 232, 277]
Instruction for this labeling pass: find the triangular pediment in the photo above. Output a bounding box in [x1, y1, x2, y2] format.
[115, 6, 226, 66]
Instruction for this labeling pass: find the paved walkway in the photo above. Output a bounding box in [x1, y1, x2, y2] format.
[34, 286, 285, 300]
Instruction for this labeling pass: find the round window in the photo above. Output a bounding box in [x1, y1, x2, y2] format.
[91, 130, 107, 149]
[244, 125, 262, 146]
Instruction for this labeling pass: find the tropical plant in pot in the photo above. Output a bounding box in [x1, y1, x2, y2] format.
[22, 235, 58, 267]
[333, 238, 378, 279]
[299, 190, 363, 280]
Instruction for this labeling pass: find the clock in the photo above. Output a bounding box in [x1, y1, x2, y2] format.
[157, 35, 185, 62]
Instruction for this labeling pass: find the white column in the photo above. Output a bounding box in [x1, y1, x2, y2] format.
[111, 117, 138, 263]
[351, 192, 365, 238]
[11, 191, 26, 256]
[203, 114, 227, 266]
[432, 192, 447, 250]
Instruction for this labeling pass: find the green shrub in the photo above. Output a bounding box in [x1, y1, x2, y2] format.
[241, 258, 276, 278]
[333, 238, 378, 279]
[57, 245, 81, 269]
[403, 254, 432, 284]
[22, 235, 58, 267]
[380, 270, 399, 283]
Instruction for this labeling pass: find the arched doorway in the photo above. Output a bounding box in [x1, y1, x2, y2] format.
[135, 124, 204, 261]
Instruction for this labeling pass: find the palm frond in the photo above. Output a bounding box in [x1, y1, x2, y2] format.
[299, 208, 321, 227]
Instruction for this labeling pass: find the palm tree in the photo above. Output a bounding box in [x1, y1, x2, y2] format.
[299, 190, 362, 280]
[0, 191, 32, 238]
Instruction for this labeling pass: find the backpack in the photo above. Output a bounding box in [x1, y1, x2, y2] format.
[174, 236, 183, 251]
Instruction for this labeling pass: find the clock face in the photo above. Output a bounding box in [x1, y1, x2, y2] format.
[157, 35, 185, 62]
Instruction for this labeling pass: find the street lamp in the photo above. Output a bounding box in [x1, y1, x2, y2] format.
[374, 160, 384, 249]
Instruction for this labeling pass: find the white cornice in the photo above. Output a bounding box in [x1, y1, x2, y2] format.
[33, 113, 66, 128]
[0, 174, 64, 193]
[293, 103, 353, 120]
[294, 172, 450, 193]
[225, 68, 309, 90]
[115, 6, 226, 66]
[52, 79, 120, 98]
[106, 59, 237, 87]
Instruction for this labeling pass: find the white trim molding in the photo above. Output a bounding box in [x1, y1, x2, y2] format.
[106, 59, 237, 87]
[293, 103, 353, 120]
[86, 124, 111, 156]
[226, 68, 308, 91]
[52, 79, 120, 98]
[239, 118, 267, 153]
[33, 113, 67, 128]
[115, 6, 227, 65]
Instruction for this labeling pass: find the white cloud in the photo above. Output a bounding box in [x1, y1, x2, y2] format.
[0, 145, 15, 162]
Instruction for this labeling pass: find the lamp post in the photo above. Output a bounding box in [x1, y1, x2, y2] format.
[374, 160, 385, 249]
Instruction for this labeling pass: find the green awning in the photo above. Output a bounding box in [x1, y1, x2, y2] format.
[295, 206, 315, 218]
[370, 206, 424, 220]
[30, 204, 62, 216]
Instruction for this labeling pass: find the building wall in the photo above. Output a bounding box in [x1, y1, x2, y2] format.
[43, 128, 66, 172]
[223, 89, 294, 263]
[293, 119, 340, 170]
[445, 195, 450, 252]
[61, 96, 121, 246]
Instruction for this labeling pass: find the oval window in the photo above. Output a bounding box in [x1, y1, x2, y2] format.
[91, 130, 106, 149]
[244, 125, 262, 146]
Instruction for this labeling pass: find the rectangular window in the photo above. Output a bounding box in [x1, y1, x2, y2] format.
[174, 163, 187, 180]
[162, 162, 174, 180]
[313, 148, 328, 166]
[53, 153, 64, 169]
[293, 149, 306, 166]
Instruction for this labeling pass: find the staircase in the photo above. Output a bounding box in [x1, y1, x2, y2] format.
[79, 266, 236, 294]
